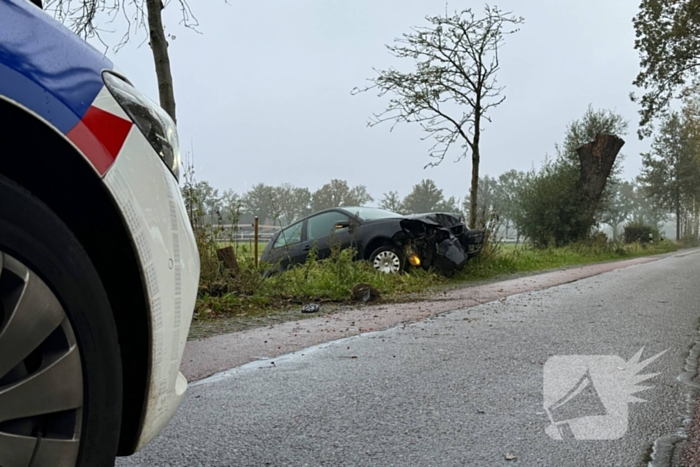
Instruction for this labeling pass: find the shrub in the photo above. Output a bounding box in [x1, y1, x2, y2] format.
[680, 236, 700, 248]
[512, 161, 591, 248]
[623, 222, 656, 244]
[590, 231, 608, 247]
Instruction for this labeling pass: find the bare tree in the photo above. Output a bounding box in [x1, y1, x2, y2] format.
[45, 0, 200, 122]
[145, 0, 177, 121]
[352, 5, 523, 228]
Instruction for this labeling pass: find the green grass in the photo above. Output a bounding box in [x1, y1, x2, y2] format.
[457, 239, 676, 281]
[498, 242, 526, 251]
[193, 239, 678, 321]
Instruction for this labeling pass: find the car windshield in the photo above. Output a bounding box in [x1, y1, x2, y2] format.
[342, 207, 402, 221]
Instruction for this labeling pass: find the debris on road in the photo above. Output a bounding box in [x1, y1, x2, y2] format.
[301, 303, 321, 314]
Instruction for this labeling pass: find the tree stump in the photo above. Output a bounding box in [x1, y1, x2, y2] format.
[216, 246, 240, 278]
[576, 134, 625, 226]
[351, 283, 381, 302]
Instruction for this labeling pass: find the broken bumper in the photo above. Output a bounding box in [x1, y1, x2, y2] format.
[399, 219, 485, 275]
[458, 229, 485, 259]
[432, 236, 468, 275]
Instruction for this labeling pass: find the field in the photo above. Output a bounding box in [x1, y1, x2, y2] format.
[218, 242, 268, 260]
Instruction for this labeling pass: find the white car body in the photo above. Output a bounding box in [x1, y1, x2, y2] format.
[0, 0, 200, 455]
[95, 88, 200, 449]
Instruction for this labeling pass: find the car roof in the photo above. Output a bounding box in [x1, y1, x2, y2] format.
[278, 206, 405, 230]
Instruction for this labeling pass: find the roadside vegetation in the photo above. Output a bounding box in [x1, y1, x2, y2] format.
[50, 2, 700, 326]
[179, 3, 699, 324]
[192, 231, 677, 321]
[183, 99, 693, 323]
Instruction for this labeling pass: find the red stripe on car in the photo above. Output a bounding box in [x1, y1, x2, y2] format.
[66, 106, 133, 175]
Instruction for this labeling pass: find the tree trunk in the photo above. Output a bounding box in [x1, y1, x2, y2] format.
[575, 134, 626, 230]
[469, 148, 480, 229]
[693, 195, 700, 240]
[146, 0, 177, 123]
[469, 109, 481, 229]
[675, 186, 681, 241]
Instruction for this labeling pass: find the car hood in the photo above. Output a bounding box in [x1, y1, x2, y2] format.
[402, 212, 463, 228]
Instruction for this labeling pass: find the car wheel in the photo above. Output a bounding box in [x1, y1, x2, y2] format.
[369, 245, 404, 274]
[0, 174, 122, 467]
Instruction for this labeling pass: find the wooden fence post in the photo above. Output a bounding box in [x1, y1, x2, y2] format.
[254, 216, 259, 268]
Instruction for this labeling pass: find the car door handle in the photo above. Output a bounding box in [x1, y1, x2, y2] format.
[302, 245, 311, 251]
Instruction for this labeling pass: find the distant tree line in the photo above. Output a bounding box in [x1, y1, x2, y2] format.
[182, 177, 464, 229]
[183, 101, 700, 247]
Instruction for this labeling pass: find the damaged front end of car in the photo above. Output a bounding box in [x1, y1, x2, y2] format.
[392, 214, 485, 277]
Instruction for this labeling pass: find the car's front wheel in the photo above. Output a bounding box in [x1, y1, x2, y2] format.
[369, 245, 404, 274]
[0, 174, 123, 467]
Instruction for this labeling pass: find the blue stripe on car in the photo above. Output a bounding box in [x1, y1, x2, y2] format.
[0, 0, 112, 133]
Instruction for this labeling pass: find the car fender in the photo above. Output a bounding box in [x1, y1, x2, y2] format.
[354, 219, 405, 258]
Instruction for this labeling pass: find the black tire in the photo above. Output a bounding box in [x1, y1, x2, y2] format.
[0, 174, 122, 467]
[369, 245, 405, 274]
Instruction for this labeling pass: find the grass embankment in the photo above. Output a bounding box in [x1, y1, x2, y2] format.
[194, 238, 678, 321]
[459, 240, 676, 280]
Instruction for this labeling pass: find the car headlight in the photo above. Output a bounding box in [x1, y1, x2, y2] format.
[102, 72, 181, 180]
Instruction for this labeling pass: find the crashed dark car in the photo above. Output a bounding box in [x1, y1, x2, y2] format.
[260, 206, 485, 276]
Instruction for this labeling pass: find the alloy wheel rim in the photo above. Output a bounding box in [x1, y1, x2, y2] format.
[373, 251, 401, 274]
[0, 251, 83, 467]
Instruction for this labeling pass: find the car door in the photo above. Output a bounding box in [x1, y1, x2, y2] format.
[268, 220, 306, 269]
[304, 210, 355, 260]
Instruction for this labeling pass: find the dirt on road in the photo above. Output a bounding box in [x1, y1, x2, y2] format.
[181, 255, 662, 382]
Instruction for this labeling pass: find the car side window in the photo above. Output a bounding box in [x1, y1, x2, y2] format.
[273, 221, 303, 248]
[306, 211, 350, 241]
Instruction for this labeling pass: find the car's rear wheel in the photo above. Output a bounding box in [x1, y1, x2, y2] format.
[0, 174, 122, 467]
[369, 245, 404, 274]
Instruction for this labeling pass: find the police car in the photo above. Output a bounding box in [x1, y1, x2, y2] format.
[0, 0, 200, 465]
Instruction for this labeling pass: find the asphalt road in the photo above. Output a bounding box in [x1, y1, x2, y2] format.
[118, 250, 700, 467]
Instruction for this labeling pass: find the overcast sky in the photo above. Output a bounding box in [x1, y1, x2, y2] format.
[93, 0, 650, 204]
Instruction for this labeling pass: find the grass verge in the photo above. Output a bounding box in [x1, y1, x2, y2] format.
[193, 238, 678, 321]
